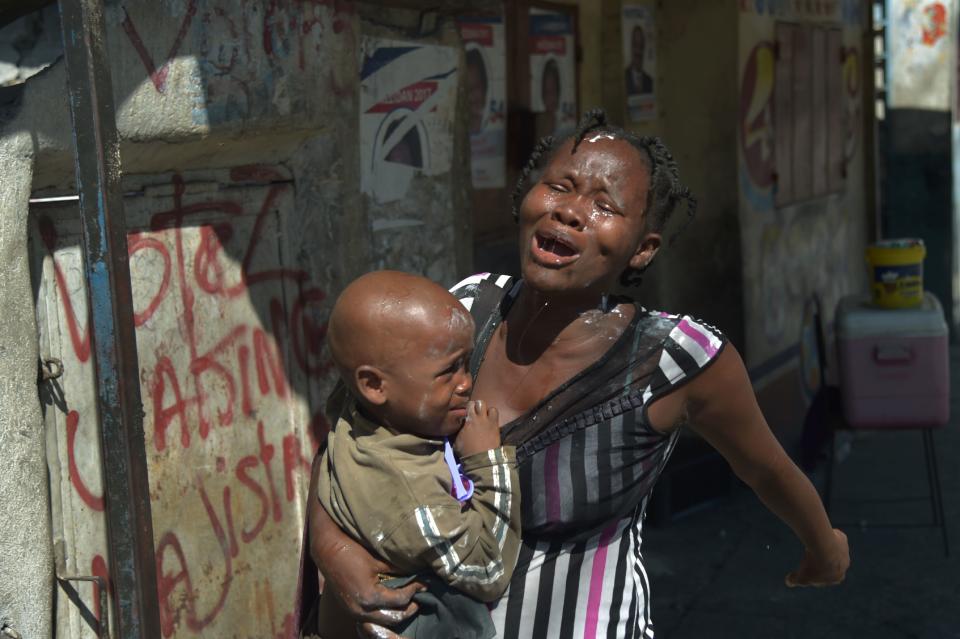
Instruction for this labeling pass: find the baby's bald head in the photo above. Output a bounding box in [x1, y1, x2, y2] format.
[328, 271, 474, 389]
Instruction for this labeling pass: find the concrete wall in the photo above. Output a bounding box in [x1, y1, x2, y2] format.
[0, 2, 472, 637]
[736, 1, 871, 448]
[737, 0, 870, 369]
[598, 0, 743, 346]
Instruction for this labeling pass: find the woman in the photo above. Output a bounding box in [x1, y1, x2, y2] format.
[302, 110, 849, 638]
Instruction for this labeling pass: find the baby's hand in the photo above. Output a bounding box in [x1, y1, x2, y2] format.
[785, 528, 849, 587]
[453, 400, 501, 458]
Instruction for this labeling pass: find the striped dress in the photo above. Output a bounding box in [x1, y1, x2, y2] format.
[451, 274, 726, 639]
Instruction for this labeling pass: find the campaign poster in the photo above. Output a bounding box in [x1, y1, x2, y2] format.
[359, 38, 459, 204]
[622, 4, 656, 121]
[529, 8, 577, 138]
[458, 16, 507, 189]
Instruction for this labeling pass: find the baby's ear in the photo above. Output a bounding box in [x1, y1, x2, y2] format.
[355, 366, 387, 406]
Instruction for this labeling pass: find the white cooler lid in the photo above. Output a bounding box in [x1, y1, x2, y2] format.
[836, 292, 948, 338]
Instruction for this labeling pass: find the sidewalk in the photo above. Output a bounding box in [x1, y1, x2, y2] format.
[645, 348, 960, 639]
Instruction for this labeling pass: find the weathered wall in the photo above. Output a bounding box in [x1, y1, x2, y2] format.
[737, 0, 870, 370]
[0, 129, 52, 639]
[599, 0, 743, 345]
[0, 1, 472, 637]
[0, 5, 61, 87]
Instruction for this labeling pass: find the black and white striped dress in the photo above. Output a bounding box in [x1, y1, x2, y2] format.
[451, 274, 726, 639]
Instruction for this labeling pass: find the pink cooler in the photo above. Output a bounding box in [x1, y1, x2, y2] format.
[836, 292, 950, 428]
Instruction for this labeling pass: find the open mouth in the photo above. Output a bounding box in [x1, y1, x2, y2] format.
[531, 231, 581, 266]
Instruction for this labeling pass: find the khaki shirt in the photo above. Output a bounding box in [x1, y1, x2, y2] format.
[316, 390, 521, 602]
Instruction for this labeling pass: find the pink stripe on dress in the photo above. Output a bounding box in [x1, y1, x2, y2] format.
[544, 441, 561, 523]
[583, 522, 619, 638]
[677, 318, 718, 357]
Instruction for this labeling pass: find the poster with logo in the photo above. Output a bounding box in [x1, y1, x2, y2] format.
[622, 4, 656, 121]
[359, 38, 459, 204]
[887, 0, 953, 110]
[457, 16, 507, 189]
[529, 8, 577, 138]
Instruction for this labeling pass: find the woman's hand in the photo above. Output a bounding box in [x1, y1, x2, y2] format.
[785, 528, 850, 587]
[308, 482, 422, 635]
[673, 346, 851, 590]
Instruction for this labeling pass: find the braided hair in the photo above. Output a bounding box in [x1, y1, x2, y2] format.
[510, 108, 696, 287]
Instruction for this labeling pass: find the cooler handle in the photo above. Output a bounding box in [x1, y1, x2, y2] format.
[872, 344, 914, 366]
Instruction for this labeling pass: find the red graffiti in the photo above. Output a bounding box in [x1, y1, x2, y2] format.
[122, 0, 354, 95]
[121, 0, 199, 93]
[263, 0, 355, 71]
[142, 173, 329, 452]
[156, 425, 301, 638]
[128, 233, 172, 326]
[156, 476, 233, 636]
[66, 410, 104, 511]
[922, 3, 948, 46]
[39, 217, 91, 363]
[48, 167, 330, 636]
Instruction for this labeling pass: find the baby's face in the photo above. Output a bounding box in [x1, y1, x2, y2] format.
[381, 305, 475, 439]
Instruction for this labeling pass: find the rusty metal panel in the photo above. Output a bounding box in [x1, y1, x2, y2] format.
[811, 26, 828, 197]
[58, 0, 160, 635]
[31, 167, 326, 639]
[792, 24, 813, 202]
[774, 22, 796, 206]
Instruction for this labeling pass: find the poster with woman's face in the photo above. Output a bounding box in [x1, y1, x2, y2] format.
[622, 4, 656, 121]
[458, 16, 506, 189]
[529, 8, 577, 138]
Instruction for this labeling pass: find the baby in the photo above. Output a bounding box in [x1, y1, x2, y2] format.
[314, 270, 521, 639]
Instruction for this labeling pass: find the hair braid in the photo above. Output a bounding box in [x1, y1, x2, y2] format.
[511, 109, 696, 288]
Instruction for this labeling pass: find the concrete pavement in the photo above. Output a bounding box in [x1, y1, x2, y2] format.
[644, 349, 960, 639]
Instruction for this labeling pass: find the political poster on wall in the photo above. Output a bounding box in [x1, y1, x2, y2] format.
[457, 16, 507, 190]
[622, 4, 656, 121]
[359, 38, 459, 204]
[529, 7, 577, 139]
[887, 0, 953, 111]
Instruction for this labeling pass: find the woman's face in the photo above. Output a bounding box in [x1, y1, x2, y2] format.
[517, 136, 660, 296]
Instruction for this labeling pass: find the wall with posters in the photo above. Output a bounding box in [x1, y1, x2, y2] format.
[0, 2, 473, 638]
[737, 2, 870, 424]
[458, 16, 507, 190]
[604, 0, 746, 352]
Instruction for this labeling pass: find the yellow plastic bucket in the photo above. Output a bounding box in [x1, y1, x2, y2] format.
[865, 238, 926, 308]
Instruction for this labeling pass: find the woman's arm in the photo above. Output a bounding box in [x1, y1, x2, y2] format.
[680, 345, 849, 586]
[306, 454, 423, 637]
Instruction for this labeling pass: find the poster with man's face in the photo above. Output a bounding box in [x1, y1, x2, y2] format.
[622, 4, 656, 121]
[529, 8, 577, 138]
[458, 16, 507, 189]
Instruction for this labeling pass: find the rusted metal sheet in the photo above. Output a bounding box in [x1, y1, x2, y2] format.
[31, 168, 330, 639]
[57, 0, 160, 636]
